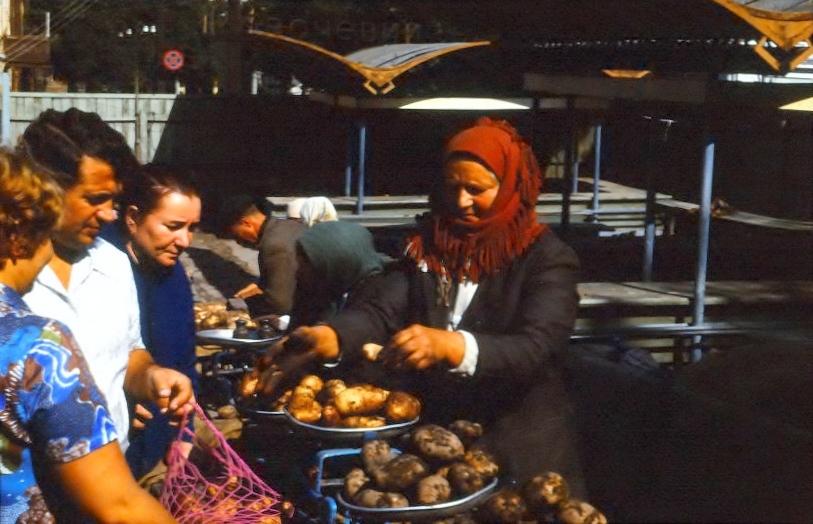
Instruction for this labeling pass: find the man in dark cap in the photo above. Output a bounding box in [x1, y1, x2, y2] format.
[219, 194, 306, 319]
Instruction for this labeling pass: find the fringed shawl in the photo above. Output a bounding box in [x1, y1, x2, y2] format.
[405, 117, 548, 297]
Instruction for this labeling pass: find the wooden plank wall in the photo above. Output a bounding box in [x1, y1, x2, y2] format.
[9, 92, 177, 162]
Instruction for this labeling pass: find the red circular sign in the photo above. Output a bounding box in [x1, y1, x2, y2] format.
[162, 49, 185, 72]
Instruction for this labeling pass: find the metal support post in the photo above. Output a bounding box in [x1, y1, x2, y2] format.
[642, 118, 674, 281]
[344, 130, 354, 197]
[355, 122, 367, 215]
[591, 124, 602, 217]
[691, 135, 715, 362]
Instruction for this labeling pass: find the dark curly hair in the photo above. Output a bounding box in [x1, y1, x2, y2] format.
[0, 149, 63, 263]
[17, 108, 139, 189]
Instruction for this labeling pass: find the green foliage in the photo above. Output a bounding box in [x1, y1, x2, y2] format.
[28, 0, 215, 92]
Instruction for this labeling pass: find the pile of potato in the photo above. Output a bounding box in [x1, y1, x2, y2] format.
[475, 473, 607, 524]
[277, 374, 422, 428]
[172, 482, 281, 523]
[194, 302, 254, 331]
[342, 421, 500, 510]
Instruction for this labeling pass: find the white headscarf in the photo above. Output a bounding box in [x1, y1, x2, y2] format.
[286, 197, 307, 219]
[300, 197, 339, 227]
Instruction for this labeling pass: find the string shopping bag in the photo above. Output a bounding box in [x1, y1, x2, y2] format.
[160, 403, 283, 523]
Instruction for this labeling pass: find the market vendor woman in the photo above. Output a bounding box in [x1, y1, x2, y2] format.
[263, 117, 585, 493]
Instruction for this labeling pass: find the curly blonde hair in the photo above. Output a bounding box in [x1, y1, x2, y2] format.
[0, 149, 63, 263]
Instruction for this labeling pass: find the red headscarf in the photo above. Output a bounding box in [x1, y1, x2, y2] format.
[406, 117, 548, 288]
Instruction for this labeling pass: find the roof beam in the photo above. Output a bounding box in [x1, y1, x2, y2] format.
[523, 73, 709, 104]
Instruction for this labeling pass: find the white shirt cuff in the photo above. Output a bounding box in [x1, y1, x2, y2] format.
[449, 330, 478, 376]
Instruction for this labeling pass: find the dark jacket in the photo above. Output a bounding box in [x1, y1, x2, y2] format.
[291, 221, 384, 328]
[329, 231, 585, 491]
[255, 217, 307, 315]
[101, 224, 199, 478]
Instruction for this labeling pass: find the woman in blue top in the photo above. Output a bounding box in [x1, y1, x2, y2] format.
[0, 150, 175, 522]
[104, 164, 201, 479]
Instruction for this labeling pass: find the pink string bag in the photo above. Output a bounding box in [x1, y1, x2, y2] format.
[160, 403, 283, 523]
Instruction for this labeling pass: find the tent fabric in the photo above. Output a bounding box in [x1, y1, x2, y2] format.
[248, 30, 488, 95]
[712, 0, 813, 69]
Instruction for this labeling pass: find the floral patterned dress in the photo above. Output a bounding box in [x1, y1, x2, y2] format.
[0, 284, 118, 523]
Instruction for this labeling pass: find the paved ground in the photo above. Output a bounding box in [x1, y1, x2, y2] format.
[181, 231, 259, 303]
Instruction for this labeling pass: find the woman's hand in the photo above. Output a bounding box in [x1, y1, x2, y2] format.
[126, 349, 195, 424]
[234, 282, 262, 299]
[131, 403, 153, 430]
[144, 365, 196, 424]
[386, 324, 465, 370]
[256, 325, 339, 396]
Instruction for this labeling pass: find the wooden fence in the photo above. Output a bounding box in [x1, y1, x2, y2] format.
[8, 92, 177, 162]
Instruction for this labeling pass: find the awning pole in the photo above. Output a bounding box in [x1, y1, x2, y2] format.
[642, 118, 673, 281]
[591, 124, 602, 217]
[344, 128, 354, 197]
[355, 121, 367, 215]
[691, 134, 715, 362]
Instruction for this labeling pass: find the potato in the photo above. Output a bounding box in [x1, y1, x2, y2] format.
[323, 379, 347, 400]
[321, 405, 342, 427]
[362, 440, 395, 473]
[372, 454, 429, 491]
[355, 489, 409, 508]
[384, 391, 422, 422]
[523, 471, 570, 512]
[482, 488, 528, 523]
[239, 372, 259, 398]
[411, 425, 465, 462]
[223, 475, 240, 493]
[293, 385, 316, 399]
[362, 343, 384, 361]
[415, 474, 452, 505]
[246, 496, 275, 511]
[298, 374, 324, 394]
[340, 416, 386, 428]
[217, 405, 238, 419]
[463, 448, 499, 480]
[557, 499, 607, 524]
[334, 385, 390, 416]
[344, 468, 370, 500]
[447, 462, 484, 496]
[448, 420, 483, 447]
[288, 396, 322, 424]
[213, 497, 239, 516]
[380, 492, 409, 508]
